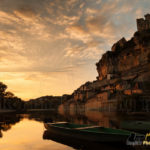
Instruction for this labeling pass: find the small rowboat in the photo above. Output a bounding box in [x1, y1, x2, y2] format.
[44, 122, 143, 144]
[43, 130, 124, 150]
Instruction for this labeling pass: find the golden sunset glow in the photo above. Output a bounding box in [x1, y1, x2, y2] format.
[0, 119, 73, 150]
[0, 0, 150, 100]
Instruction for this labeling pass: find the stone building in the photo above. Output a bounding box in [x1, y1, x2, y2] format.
[137, 14, 150, 31]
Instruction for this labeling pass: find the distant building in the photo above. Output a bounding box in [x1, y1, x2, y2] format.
[137, 14, 150, 31]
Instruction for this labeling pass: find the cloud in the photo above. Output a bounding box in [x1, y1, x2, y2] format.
[86, 40, 100, 48]
[13, 7, 51, 40]
[64, 41, 104, 60]
[0, 30, 24, 51]
[96, 0, 102, 4]
[45, 0, 83, 27]
[86, 15, 116, 39]
[14, 5, 37, 19]
[86, 8, 98, 15]
[0, 11, 19, 25]
[65, 24, 91, 42]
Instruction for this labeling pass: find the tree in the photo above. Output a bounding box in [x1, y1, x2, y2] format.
[0, 82, 7, 94]
[0, 82, 7, 109]
[4, 92, 14, 98]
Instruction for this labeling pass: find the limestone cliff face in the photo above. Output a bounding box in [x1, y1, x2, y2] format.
[58, 14, 150, 114]
[96, 31, 150, 81]
[94, 29, 150, 112]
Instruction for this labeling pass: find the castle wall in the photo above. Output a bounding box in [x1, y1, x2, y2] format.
[137, 14, 150, 31]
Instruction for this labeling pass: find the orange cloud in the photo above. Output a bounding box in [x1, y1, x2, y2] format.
[0, 11, 19, 25]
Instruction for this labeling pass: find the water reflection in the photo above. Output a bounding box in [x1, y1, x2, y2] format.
[43, 130, 128, 150]
[0, 130, 2, 137]
[0, 117, 74, 150]
[0, 111, 149, 150]
[59, 110, 150, 133]
[0, 114, 23, 139]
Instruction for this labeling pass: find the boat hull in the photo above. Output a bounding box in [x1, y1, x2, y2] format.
[43, 130, 128, 150]
[44, 123, 129, 143]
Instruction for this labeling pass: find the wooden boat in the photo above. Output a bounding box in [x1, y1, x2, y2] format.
[44, 122, 143, 144]
[43, 130, 129, 150]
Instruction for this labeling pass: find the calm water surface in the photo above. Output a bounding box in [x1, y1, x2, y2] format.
[0, 118, 74, 150]
[0, 112, 149, 150]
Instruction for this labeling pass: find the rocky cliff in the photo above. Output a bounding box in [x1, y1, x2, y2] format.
[95, 30, 150, 112]
[58, 14, 150, 115]
[96, 31, 150, 81]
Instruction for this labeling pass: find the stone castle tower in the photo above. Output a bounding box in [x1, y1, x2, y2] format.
[137, 14, 150, 31]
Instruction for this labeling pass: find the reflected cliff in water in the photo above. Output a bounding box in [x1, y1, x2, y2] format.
[0, 111, 150, 134]
[58, 110, 150, 134]
[0, 111, 150, 150]
[41, 111, 150, 150]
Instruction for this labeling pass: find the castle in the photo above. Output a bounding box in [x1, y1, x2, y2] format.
[137, 14, 150, 31]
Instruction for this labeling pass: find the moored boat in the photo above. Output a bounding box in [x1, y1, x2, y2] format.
[44, 122, 143, 144]
[43, 130, 129, 150]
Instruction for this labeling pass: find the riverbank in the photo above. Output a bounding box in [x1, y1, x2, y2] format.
[26, 109, 56, 112]
[0, 110, 16, 113]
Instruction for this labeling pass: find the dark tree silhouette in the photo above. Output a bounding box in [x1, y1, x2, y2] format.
[0, 82, 24, 110]
[0, 82, 7, 109]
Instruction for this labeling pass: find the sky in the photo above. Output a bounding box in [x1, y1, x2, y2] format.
[0, 0, 150, 100]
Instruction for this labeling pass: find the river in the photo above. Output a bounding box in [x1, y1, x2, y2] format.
[0, 111, 149, 150]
